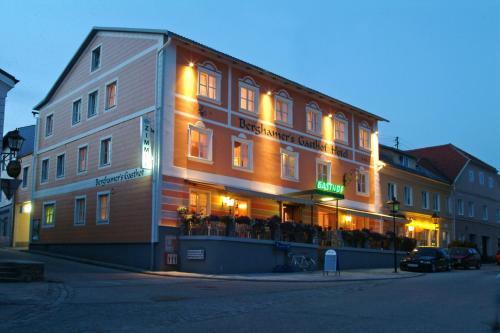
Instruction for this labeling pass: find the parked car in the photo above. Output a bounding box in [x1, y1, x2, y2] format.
[449, 247, 481, 269]
[400, 247, 451, 272]
[496, 250, 500, 265]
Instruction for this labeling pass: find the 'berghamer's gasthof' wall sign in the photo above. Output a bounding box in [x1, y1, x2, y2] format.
[95, 168, 150, 187]
[238, 117, 349, 158]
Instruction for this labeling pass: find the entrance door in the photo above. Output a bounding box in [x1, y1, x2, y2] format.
[283, 205, 300, 222]
[482, 236, 489, 258]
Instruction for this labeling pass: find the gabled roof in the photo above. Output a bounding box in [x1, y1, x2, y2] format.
[407, 144, 498, 182]
[34, 27, 388, 122]
[0, 68, 19, 85]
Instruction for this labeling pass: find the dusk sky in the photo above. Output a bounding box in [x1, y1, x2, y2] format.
[1, 0, 499, 168]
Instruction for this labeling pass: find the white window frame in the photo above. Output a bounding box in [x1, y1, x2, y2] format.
[87, 88, 99, 119]
[77, 144, 89, 175]
[45, 113, 54, 138]
[71, 97, 82, 127]
[96, 191, 111, 225]
[432, 193, 440, 212]
[42, 201, 56, 228]
[356, 170, 369, 196]
[421, 191, 429, 210]
[98, 136, 112, 169]
[197, 62, 221, 103]
[468, 201, 475, 218]
[55, 152, 65, 179]
[280, 147, 299, 181]
[90, 44, 102, 73]
[187, 123, 213, 164]
[315, 158, 332, 183]
[306, 102, 322, 136]
[40, 157, 50, 184]
[238, 77, 259, 114]
[21, 165, 30, 189]
[468, 170, 474, 183]
[274, 90, 293, 127]
[457, 199, 464, 216]
[479, 172, 485, 185]
[387, 182, 397, 200]
[104, 78, 118, 111]
[403, 185, 413, 206]
[358, 121, 371, 151]
[446, 196, 453, 214]
[482, 205, 488, 221]
[74, 195, 87, 226]
[189, 189, 211, 216]
[488, 176, 494, 189]
[231, 135, 253, 172]
[334, 113, 349, 144]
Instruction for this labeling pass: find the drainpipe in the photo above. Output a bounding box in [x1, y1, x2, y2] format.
[28, 117, 40, 247]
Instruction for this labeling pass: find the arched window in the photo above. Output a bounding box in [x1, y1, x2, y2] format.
[197, 61, 221, 102]
[334, 112, 349, 143]
[306, 102, 322, 135]
[274, 90, 293, 126]
[358, 121, 371, 150]
[239, 76, 259, 114]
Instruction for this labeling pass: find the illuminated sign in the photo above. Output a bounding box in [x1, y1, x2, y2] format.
[141, 117, 153, 169]
[316, 181, 345, 195]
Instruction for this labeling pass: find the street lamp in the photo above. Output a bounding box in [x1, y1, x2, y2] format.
[432, 212, 440, 247]
[2, 129, 25, 178]
[386, 197, 400, 273]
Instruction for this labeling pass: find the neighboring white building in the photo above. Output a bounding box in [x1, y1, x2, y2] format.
[0, 69, 19, 143]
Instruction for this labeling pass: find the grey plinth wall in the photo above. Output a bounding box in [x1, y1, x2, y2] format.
[179, 236, 318, 274]
[331, 247, 408, 270]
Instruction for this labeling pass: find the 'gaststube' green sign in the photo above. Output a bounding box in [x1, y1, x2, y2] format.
[316, 181, 345, 195]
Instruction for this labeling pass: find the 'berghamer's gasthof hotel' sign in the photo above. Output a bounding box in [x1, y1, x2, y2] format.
[238, 117, 349, 158]
[95, 168, 149, 187]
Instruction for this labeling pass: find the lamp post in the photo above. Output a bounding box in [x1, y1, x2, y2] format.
[432, 212, 440, 247]
[386, 197, 400, 273]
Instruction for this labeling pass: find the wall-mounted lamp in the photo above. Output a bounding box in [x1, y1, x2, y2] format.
[266, 90, 272, 96]
[407, 225, 415, 232]
[222, 196, 235, 207]
[188, 61, 194, 68]
[344, 215, 352, 223]
[328, 113, 333, 118]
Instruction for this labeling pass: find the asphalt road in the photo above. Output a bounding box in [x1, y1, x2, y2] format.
[0, 249, 498, 333]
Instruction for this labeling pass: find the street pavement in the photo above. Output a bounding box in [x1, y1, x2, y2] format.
[0, 249, 499, 333]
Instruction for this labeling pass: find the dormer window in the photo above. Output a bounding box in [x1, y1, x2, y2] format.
[91, 45, 101, 72]
[197, 62, 221, 103]
[358, 121, 371, 151]
[274, 90, 293, 126]
[306, 102, 322, 135]
[399, 155, 409, 168]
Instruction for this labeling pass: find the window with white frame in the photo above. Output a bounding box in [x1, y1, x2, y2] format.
[421, 191, 429, 209]
[399, 155, 409, 168]
[468, 170, 474, 183]
[56, 154, 65, 179]
[281, 148, 298, 181]
[45, 114, 53, 137]
[91, 45, 101, 72]
[105, 81, 117, 110]
[334, 113, 349, 143]
[356, 171, 369, 195]
[239, 77, 259, 113]
[306, 102, 322, 135]
[72, 99, 82, 125]
[358, 122, 371, 150]
[479, 172, 485, 185]
[387, 182, 397, 200]
[432, 193, 440, 212]
[446, 196, 453, 214]
[77, 145, 88, 174]
[468, 201, 475, 217]
[457, 199, 464, 216]
[189, 190, 210, 216]
[88, 90, 98, 118]
[197, 62, 221, 102]
[316, 159, 331, 183]
[99, 137, 112, 167]
[488, 176, 494, 189]
[188, 123, 213, 162]
[42, 202, 55, 227]
[22, 166, 29, 188]
[482, 205, 488, 221]
[97, 192, 110, 224]
[74, 196, 86, 226]
[274, 90, 293, 126]
[403, 186, 413, 206]
[232, 135, 252, 171]
[41, 158, 49, 183]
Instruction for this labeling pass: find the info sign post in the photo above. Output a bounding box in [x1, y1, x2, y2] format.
[323, 249, 339, 276]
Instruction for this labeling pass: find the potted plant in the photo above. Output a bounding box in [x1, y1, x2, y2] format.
[267, 215, 281, 241]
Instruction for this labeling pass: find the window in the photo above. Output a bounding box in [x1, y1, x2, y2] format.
[72, 99, 82, 125]
[88, 90, 98, 118]
[356, 171, 369, 196]
[42, 202, 55, 227]
[468, 201, 475, 218]
[488, 177, 494, 189]
[387, 182, 397, 200]
[56, 154, 65, 179]
[281, 148, 299, 181]
[446, 196, 453, 214]
[189, 190, 210, 215]
[45, 114, 53, 137]
[399, 155, 409, 168]
[316, 159, 331, 183]
[479, 172, 485, 185]
[91, 45, 101, 72]
[482, 205, 488, 221]
[457, 199, 464, 216]
[99, 137, 112, 167]
[239, 78, 258, 113]
[77, 145, 88, 174]
[235, 199, 249, 217]
[274, 90, 293, 126]
[105, 81, 117, 110]
[421, 191, 429, 209]
[21, 166, 29, 188]
[468, 170, 474, 183]
[197, 63, 221, 102]
[41, 158, 49, 183]
[97, 192, 110, 224]
[306, 103, 322, 135]
[334, 113, 348, 143]
[432, 194, 440, 212]
[496, 208, 500, 222]
[403, 186, 413, 206]
[232, 136, 252, 171]
[359, 122, 371, 150]
[74, 196, 86, 226]
[188, 123, 213, 162]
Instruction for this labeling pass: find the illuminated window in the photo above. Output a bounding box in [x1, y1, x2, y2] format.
[334, 113, 348, 143]
[22, 166, 29, 188]
[316, 159, 331, 182]
[56, 153, 65, 179]
[97, 192, 110, 224]
[105, 81, 117, 110]
[45, 114, 53, 137]
[274, 90, 293, 126]
[42, 202, 55, 227]
[88, 90, 98, 118]
[356, 171, 369, 196]
[432, 193, 440, 212]
[421, 191, 429, 209]
[74, 196, 86, 226]
[457, 199, 464, 216]
[189, 190, 210, 216]
[197, 62, 221, 102]
[232, 136, 252, 171]
[468, 201, 475, 217]
[188, 123, 213, 162]
[235, 199, 249, 216]
[77, 145, 88, 174]
[239, 77, 259, 113]
[91, 45, 101, 72]
[99, 137, 112, 167]
[72, 99, 82, 125]
[281, 148, 299, 181]
[41, 158, 49, 184]
[403, 186, 413, 206]
[387, 182, 397, 200]
[359, 122, 371, 150]
[306, 102, 322, 135]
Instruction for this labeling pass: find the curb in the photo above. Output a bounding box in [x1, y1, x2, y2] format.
[21, 249, 424, 283]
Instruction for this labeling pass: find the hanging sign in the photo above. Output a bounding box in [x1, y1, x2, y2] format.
[141, 117, 153, 170]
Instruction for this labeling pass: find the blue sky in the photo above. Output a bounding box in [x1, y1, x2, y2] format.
[1, 0, 499, 168]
